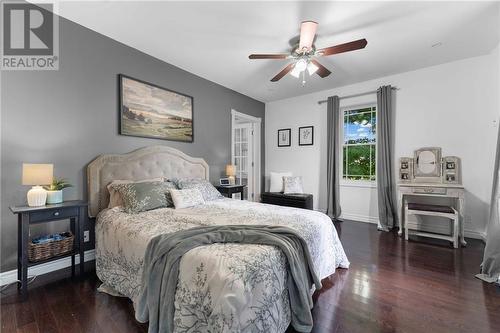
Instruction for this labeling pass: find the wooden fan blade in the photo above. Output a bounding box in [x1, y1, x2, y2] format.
[310, 59, 331, 78]
[317, 39, 367, 57]
[249, 54, 288, 59]
[298, 21, 318, 52]
[271, 63, 295, 82]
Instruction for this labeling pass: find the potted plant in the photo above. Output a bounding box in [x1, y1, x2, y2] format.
[44, 178, 73, 204]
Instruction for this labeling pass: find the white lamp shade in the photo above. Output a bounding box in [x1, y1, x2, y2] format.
[22, 163, 53, 185]
[226, 164, 236, 177]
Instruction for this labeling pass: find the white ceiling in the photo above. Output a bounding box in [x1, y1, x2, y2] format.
[54, 1, 499, 102]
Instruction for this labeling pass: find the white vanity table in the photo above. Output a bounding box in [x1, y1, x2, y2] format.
[397, 147, 466, 247]
[397, 183, 466, 246]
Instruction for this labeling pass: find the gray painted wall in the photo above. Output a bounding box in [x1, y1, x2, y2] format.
[1, 18, 265, 272]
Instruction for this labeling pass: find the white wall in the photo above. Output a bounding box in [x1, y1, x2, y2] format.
[266, 49, 500, 238]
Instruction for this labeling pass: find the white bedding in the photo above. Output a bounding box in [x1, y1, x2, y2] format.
[95, 199, 349, 333]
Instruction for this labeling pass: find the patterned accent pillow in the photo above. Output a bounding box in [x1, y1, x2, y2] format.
[283, 176, 304, 194]
[269, 172, 292, 192]
[107, 177, 164, 208]
[174, 178, 223, 201]
[162, 181, 178, 207]
[170, 188, 205, 209]
[111, 181, 174, 213]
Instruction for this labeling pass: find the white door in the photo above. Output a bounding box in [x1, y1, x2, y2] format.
[233, 123, 253, 200]
[231, 109, 261, 201]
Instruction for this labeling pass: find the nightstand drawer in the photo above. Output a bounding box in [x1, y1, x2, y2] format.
[30, 207, 78, 223]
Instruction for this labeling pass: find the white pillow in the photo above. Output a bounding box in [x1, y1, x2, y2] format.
[170, 188, 205, 209]
[269, 171, 292, 192]
[283, 176, 304, 194]
[107, 178, 164, 208]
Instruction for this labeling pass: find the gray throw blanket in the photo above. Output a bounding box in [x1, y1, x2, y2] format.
[135, 224, 322, 333]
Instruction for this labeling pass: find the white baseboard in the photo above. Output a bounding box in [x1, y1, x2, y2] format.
[314, 209, 380, 225]
[464, 230, 487, 242]
[0, 249, 95, 286]
[340, 212, 379, 224]
[338, 213, 486, 242]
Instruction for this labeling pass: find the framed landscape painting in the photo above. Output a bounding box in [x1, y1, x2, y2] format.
[119, 74, 193, 142]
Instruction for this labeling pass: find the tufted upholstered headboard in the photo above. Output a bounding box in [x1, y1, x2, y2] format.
[87, 146, 209, 217]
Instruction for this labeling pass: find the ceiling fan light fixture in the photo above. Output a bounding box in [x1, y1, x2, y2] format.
[307, 62, 318, 75]
[295, 58, 308, 72]
[249, 20, 366, 83]
[290, 65, 301, 78]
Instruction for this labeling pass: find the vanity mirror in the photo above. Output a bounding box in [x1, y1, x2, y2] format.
[414, 147, 442, 182]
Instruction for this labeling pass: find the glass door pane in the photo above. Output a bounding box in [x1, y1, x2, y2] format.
[235, 126, 249, 193]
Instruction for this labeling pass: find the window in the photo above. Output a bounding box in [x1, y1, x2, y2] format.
[342, 105, 376, 181]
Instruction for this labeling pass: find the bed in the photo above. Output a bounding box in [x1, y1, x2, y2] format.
[88, 146, 349, 333]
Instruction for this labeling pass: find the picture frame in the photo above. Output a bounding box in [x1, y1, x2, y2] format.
[277, 128, 291, 147]
[445, 174, 456, 182]
[219, 178, 230, 186]
[399, 157, 413, 183]
[442, 156, 461, 184]
[298, 126, 314, 146]
[119, 74, 193, 142]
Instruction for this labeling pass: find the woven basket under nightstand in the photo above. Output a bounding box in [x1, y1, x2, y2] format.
[28, 232, 74, 262]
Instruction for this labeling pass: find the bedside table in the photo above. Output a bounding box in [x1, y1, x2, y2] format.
[9, 200, 88, 298]
[216, 185, 246, 200]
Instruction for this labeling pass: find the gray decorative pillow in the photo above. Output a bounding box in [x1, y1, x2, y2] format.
[283, 176, 304, 194]
[162, 181, 178, 207]
[111, 181, 175, 213]
[170, 188, 205, 209]
[174, 178, 223, 201]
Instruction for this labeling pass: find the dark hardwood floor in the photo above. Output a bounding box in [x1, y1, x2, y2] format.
[2, 221, 499, 333]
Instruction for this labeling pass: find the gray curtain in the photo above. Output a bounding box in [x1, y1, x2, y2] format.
[376, 86, 397, 231]
[477, 126, 500, 283]
[326, 96, 341, 220]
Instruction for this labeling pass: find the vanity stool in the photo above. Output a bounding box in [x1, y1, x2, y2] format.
[404, 202, 459, 248]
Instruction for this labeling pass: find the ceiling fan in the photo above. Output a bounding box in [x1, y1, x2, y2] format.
[249, 21, 367, 85]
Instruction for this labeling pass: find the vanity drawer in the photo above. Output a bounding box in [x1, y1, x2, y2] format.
[413, 187, 447, 195]
[30, 207, 78, 223]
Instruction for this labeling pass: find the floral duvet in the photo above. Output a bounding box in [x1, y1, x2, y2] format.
[95, 199, 349, 333]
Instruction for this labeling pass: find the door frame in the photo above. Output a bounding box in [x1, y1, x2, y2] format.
[231, 109, 262, 201]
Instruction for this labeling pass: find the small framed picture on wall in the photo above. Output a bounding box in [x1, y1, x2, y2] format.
[277, 128, 291, 147]
[298, 126, 314, 146]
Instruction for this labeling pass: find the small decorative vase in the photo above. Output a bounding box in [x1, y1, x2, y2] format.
[46, 190, 63, 204]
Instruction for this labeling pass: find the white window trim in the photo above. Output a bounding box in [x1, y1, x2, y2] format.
[340, 102, 377, 186]
[340, 181, 377, 188]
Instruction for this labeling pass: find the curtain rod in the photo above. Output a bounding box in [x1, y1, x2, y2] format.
[317, 87, 399, 105]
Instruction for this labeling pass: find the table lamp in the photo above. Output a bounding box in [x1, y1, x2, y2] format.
[225, 164, 236, 185]
[22, 163, 53, 207]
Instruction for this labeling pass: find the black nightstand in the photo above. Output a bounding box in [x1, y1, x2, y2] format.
[216, 185, 246, 200]
[9, 200, 88, 298]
